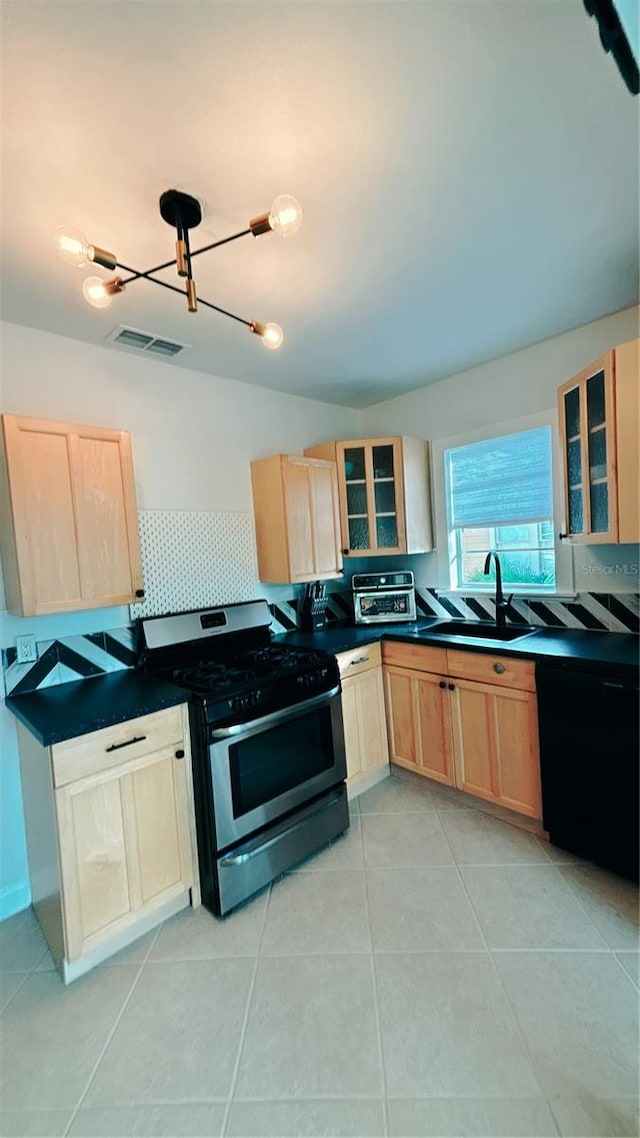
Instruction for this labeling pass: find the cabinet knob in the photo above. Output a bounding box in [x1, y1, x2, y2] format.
[342, 548, 350, 556]
[448, 683, 455, 691]
[135, 588, 145, 598]
[175, 749, 185, 760]
[439, 680, 446, 689]
[493, 663, 505, 675]
[558, 533, 567, 541]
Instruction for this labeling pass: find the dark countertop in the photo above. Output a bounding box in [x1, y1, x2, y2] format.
[277, 620, 640, 671]
[6, 671, 189, 748]
[6, 620, 638, 748]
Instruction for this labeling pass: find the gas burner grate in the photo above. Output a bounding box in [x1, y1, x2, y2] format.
[172, 662, 257, 693]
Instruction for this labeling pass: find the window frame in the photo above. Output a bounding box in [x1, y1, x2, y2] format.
[431, 410, 573, 596]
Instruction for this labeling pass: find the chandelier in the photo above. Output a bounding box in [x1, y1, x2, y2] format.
[55, 189, 303, 350]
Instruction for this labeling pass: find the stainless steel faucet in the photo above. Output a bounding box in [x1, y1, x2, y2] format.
[483, 551, 512, 627]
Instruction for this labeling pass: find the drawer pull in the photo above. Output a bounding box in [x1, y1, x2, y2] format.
[493, 663, 506, 675]
[175, 749, 185, 760]
[105, 734, 147, 753]
[448, 683, 455, 691]
[350, 656, 369, 666]
[439, 680, 446, 689]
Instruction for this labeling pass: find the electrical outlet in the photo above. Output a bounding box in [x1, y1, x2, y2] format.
[16, 635, 37, 664]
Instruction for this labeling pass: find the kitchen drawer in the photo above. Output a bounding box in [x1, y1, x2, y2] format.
[337, 642, 381, 678]
[381, 640, 448, 675]
[52, 705, 185, 787]
[445, 649, 536, 692]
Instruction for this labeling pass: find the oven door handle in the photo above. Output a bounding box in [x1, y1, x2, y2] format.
[219, 788, 345, 865]
[209, 683, 341, 740]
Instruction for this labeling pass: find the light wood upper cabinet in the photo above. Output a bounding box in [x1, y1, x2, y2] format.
[337, 643, 389, 789]
[17, 704, 199, 983]
[0, 414, 144, 615]
[557, 339, 639, 544]
[382, 642, 541, 819]
[251, 453, 342, 583]
[304, 437, 433, 557]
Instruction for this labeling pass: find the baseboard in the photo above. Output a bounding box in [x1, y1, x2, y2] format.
[0, 880, 31, 922]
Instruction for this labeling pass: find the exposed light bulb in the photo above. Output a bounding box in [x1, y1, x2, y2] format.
[82, 276, 112, 309]
[250, 321, 285, 350]
[268, 195, 303, 237]
[55, 225, 90, 267]
[260, 322, 284, 350]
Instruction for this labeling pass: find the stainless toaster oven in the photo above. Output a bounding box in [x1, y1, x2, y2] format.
[352, 571, 417, 624]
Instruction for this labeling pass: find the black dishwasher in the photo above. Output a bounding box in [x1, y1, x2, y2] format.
[536, 659, 639, 882]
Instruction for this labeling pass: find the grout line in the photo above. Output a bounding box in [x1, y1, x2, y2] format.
[438, 818, 551, 1110]
[612, 952, 640, 988]
[553, 867, 635, 953]
[62, 960, 148, 1137]
[361, 834, 389, 1137]
[219, 883, 272, 1137]
[62, 917, 167, 1136]
[0, 968, 31, 1013]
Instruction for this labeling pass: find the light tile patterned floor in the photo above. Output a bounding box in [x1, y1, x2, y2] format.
[0, 769, 638, 1138]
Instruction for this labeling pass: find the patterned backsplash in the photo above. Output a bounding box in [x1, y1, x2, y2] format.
[269, 588, 639, 635]
[3, 591, 637, 697]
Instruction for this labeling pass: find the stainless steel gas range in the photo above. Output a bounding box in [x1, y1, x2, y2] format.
[138, 601, 348, 916]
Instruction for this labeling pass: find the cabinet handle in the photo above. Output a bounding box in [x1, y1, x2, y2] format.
[448, 683, 455, 691]
[493, 663, 506, 675]
[175, 749, 185, 760]
[558, 533, 567, 541]
[439, 680, 446, 689]
[135, 588, 145, 598]
[105, 734, 146, 753]
[350, 656, 369, 666]
[342, 548, 350, 556]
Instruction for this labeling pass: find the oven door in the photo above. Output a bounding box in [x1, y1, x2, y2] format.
[208, 687, 347, 850]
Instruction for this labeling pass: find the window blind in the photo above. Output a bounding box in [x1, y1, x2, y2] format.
[446, 426, 553, 530]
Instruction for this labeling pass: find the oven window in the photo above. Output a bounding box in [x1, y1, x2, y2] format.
[228, 705, 336, 817]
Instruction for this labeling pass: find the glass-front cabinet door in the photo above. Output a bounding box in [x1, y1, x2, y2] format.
[558, 353, 618, 543]
[337, 439, 405, 555]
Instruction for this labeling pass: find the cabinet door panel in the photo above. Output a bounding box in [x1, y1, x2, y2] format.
[341, 676, 363, 780]
[356, 668, 389, 773]
[415, 673, 453, 785]
[310, 463, 341, 576]
[385, 668, 419, 769]
[450, 683, 497, 801]
[494, 689, 542, 819]
[284, 460, 315, 580]
[129, 752, 190, 904]
[57, 776, 132, 959]
[71, 435, 134, 600]
[12, 424, 82, 610]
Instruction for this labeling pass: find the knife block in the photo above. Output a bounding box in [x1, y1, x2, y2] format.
[300, 598, 327, 632]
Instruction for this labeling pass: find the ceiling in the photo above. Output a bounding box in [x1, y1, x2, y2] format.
[1, 1, 638, 408]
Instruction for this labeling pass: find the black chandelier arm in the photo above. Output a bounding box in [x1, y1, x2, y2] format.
[189, 227, 252, 259]
[115, 228, 253, 286]
[115, 267, 254, 328]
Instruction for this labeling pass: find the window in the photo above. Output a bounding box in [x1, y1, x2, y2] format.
[444, 425, 556, 590]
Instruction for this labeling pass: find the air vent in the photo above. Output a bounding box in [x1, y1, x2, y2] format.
[105, 325, 190, 359]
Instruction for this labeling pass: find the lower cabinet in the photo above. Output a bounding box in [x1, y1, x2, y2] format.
[382, 642, 542, 819]
[17, 703, 200, 982]
[337, 643, 389, 793]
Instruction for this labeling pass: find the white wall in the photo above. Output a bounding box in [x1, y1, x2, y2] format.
[360, 306, 640, 590]
[362, 306, 639, 439]
[0, 320, 361, 918]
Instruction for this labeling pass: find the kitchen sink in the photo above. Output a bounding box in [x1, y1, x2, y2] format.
[425, 621, 537, 642]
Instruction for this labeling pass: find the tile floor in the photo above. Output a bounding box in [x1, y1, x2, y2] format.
[0, 768, 638, 1138]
